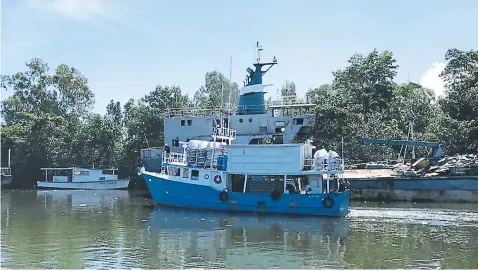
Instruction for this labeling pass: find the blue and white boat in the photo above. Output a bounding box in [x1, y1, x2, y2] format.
[37, 167, 130, 190]
[139, 130, 349, 216]
[139, 46, 350, 217]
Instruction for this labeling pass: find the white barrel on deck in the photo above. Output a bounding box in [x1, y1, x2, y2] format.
[205, 141, 223, 168]
[197, 140, 209, 167]
[187, 140, 202, 166]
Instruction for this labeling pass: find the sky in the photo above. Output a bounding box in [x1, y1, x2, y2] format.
[2, 0, 478, 114]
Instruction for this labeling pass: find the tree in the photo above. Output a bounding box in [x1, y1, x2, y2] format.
[281, 81, 297, 97]
[439, 49, 478, 153]
[193, 71, 239, 109]
[1, 59, 94, 186]
[332, 49, 398, 116]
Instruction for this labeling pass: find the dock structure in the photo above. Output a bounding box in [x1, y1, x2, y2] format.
[1, 149, 12, 187]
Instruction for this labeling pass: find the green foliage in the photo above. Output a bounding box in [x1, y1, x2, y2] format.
[281, 81, 297, 97]
[308, 48, 477, 164]
[193, 71, 239, 108]
[438, 49, 478, 153]
[1, 48, 476, 186]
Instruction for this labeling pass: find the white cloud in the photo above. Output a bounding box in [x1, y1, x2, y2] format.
[25, 0, 124, 24]
[420, 62, 446, 98]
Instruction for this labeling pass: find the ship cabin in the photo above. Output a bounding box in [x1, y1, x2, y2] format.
[141, 43, 317, 173]
[157, 126, 346, 197]
[40, 167, 120, 183]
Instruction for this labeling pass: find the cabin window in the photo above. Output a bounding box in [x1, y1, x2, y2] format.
[275, 121, 285, 128]
[293, 118, 304, 125]
[249, 118, 253, 123]
[181, 120, 186, 126]
[191, 170, 199, 180]
[99, 177, 105, 180]
[167, 167, 179, 176]
[245, 175, 284, 194]
[272, 135, 283, 144]
[286, 175, 310, 194]
[187, 120, 192, 126]
[259, 126, 267, 133]
[143, 149, 152, 159]
[249, 138, 262, 144]
[230, 174, 246, 192]
[239, 118, 243, 123]
[183, 168, 189, 179]
[75, 171, 89, 176]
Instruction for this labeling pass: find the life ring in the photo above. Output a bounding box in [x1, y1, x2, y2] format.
[213, 175, 222, 184]
[322, 196, 334, 209]
[204, 174, 209, 179]
[270, 189, 281, 201]
[219, 191, 228, 202]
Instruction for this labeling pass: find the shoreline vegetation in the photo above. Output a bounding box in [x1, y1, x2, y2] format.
[1, 48, 477, 188]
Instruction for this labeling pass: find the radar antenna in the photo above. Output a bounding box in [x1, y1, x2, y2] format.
[256, 42, 263, 63]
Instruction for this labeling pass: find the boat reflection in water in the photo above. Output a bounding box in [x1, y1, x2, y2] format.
[143, 206, 350, 269]
[35, 189, 131, 211]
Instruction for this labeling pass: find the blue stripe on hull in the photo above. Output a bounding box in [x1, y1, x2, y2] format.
[143, 174, 350, 217]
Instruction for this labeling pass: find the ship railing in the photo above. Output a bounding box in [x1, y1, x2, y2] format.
[1, 167, 11, 176]
[162, 152, 186, 164]
[165, 106, 234, 118]
[304, 158, 345, 173]
[266, 95, 315, 107]
[212, 127, 237, 140]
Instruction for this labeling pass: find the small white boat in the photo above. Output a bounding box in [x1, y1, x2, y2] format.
[36, 167, 130, 190]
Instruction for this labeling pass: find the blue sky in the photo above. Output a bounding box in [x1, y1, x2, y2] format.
[2, 0, 478, 114]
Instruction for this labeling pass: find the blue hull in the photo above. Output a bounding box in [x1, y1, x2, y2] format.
[143, 173, 350, 217]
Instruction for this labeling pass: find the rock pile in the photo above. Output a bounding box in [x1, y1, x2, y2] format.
[392, 154, 478, 177]
[425, 154, 478, 177]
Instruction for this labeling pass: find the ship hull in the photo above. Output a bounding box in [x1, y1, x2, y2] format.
[143, 172, 349, 217]
[36, 179, 130, 190]
[348, 176, 478, 203]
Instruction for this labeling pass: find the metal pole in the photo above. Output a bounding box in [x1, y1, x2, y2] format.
[326, 175, 330, 193]
[283, 174, 287, 193]
[229, 56, 232, 110]
[8, 149, 11, 167]
[341, 137, 344, 159]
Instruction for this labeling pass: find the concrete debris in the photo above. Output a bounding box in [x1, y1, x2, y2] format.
[392, 154, 478, 177]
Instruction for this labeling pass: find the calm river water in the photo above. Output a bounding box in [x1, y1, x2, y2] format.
[1, 189, 478, 269]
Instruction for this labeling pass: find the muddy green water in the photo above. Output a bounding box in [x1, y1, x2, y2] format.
[1, 189, 478, 269]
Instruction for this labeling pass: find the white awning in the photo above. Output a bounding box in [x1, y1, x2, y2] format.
[239, 84, 273, 96]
